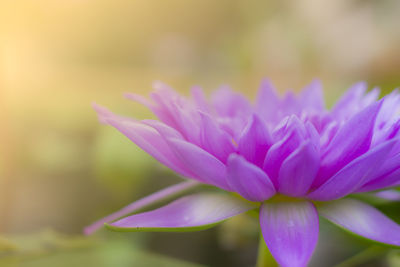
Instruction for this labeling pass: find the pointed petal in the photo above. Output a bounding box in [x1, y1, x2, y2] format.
[314, 101, 382, 187]
[300, 79, 324, 110]
[255, 79, 280, 122]
[278, 141, 319, 197]
[281, 91, 301, 117]
[263, 127, 304, 187]
[92, 104, 192, 177]
[149, 86, 202, 144]
[238, 114, 272, 167]
[226, 154, 275, 202]
[359, 168, 400, 192]
[357, 146, 400, 192]
[199, 112, 235, 163]
[108, 193, 255, 232]
[124, 92, 154, 107]
[211, 85, 252, 118]
[332, 82, 367, 119]
[167, 138, 230, 190]
[191, 86, 210, 112]
[84, 180, 199, 235]
[309, 139, 395, 201]
[318, 198, 400, 247]
[260, 200, 319, 267]
[142, 119, 184, 140]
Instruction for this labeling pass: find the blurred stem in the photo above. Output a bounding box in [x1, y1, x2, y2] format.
[333, 246, 387, 267]
[256, 232, 277, 267]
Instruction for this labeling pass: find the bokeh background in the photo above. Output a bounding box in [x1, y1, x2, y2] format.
[1, 0, 400, 266]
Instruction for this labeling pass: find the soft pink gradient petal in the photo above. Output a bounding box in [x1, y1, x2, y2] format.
[84, 180, 199, 235]
[149, 86, 202, 144]
[314, 101, 382, 188]
[278, 141, 319, 197]
[331, 82, 367, 120]
[318, 198, 400, 247]
[211, 85, 252, 118]
[93, 104, 192, 177]
[226, 154, 275, 202]
[166, 138, 230, 190]
[238, 114, 272, 167]
[199, 112, 235, 163]
[256, 79, 280, 123]
[359, 168, 400, 192]
[300, 79, 324, 111]
[263, 127, 304, 187]
[191, 86, 210, 113]
[260, 200, 319, 267]
[142, 119, 184, 140]
[109, 193, 255, 231]
[308, 139, 395, 201]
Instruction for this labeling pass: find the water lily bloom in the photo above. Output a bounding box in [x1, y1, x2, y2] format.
[86, 80, 400, 267]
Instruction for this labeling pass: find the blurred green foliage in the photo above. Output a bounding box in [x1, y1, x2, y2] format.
[0, 230, 203, 267]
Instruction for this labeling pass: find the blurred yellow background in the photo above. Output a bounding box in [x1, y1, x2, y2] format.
[0, 0, 399, 266]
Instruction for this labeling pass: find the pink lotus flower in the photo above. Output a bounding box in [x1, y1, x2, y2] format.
[86, 80, 400, 267]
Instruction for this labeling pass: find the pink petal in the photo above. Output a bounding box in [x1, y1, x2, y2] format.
[359, 168, 400, 192]
[108, 193, 255, 231]
[226, 154, 275, 202]
[191, 86, 210, 113]
[167, 138, 230, 190]
[211, 85, 252, 118]
[263, 127, 304, 187]
[142, 119, 184, 139]
[313, 100, 382, 188]
[149, 86, 202, 144]
[308, 139, 395, 201]
[260, 200, 319, 267]
[278, 141, 319, 197]
[199, 112, 235, 163]
[331, 82, 367, 120]
[255, 79, 280, 123]
[238, 114, 272, 167]
[300, 79, 324, 111]
[318, 198, 400, 247]
[93, 104, 192, 177]
[84, 180, 199, 235]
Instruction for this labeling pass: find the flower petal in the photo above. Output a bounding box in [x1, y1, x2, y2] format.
[167, 138, 230, 190]
[149, 85, 202, 144]
[191, 86, 210, 113]
[211, 85, 252, 118]
[263, 127, 304, 187]
[259, 200, 319, 267]
[238, 114, 272, 167]
[142, 119, 184, 140]
[357, 150, 400, 192]
[84, 180, 199, 235]
[374, 190, 400, 202]
[360, 168, 400, 192]
[107, 193, 255, 232]
[300, 79, 324, 111]
[199, 112, 235, 163]
[313, 100, 382, 188]
[308, 139, 395, 201]
[255, 79, 280, 123]
[278, 141, 319, 197]
[93, 104, 192, 177]
[226, 154, 275, 202]
[331, 82, 367, 120]
[318, 198, 400, 247]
